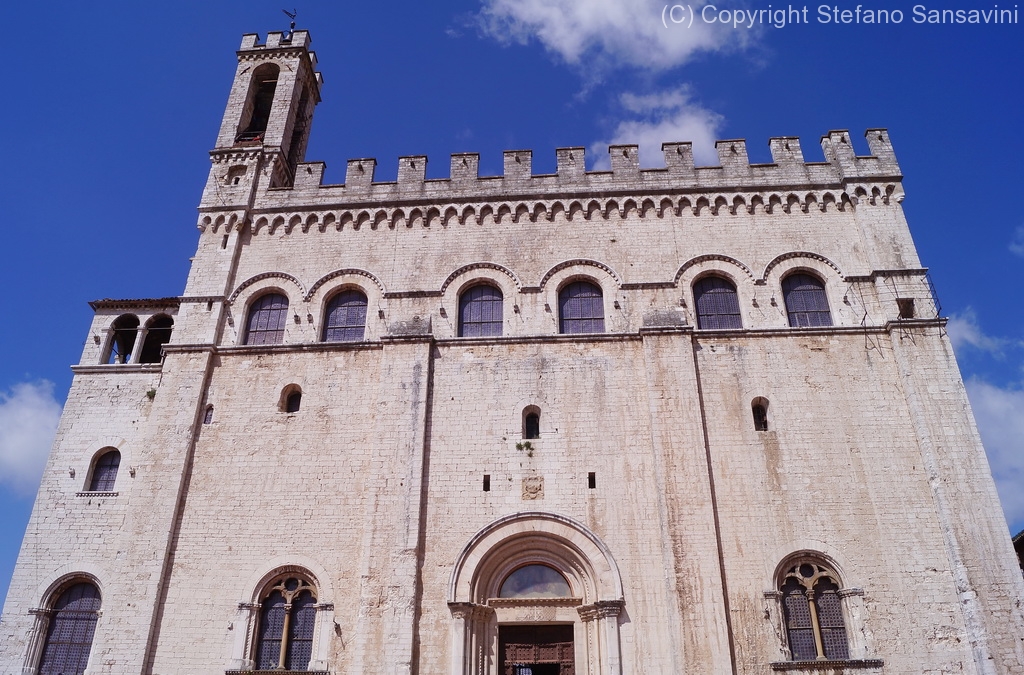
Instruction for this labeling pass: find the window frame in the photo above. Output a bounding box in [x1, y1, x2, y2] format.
[781, 273, 833, 328]
[243, 292, 289, 346]
[693, 274, 743, 329]
[86, 449, 121, 493]
[457, 283, 504, 337]
[557, 279, 605, 335]
[321, 288, 368, 342]
[32, 579, 102, 675]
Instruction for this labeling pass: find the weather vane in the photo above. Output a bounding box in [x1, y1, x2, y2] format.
[283, 9, 297, 36]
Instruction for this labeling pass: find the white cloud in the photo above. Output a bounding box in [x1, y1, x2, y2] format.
[591, 87, 724, 167]
[478, 0, 744, 71]
[947, 308, 1007, 356]
[965, 378, 1024, 532]
[1010, 224, 1024, 258]
[0, 381, 62, 496]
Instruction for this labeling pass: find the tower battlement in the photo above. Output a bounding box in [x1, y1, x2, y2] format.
[242, 129, 901, 209]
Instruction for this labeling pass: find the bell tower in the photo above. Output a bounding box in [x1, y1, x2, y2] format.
[200, 30, 322, 209]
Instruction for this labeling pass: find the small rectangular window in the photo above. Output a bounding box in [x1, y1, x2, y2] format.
[897, 298, 915, 319]
[483, 474, 491, 492]
[587, 472, 596, 489]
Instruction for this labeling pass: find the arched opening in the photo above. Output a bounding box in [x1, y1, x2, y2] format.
[449, 513, 624, 675]
[752, 397, 769, 431]
[459, 284, 504, 337]
[693, 275, 742, 329]
[782, 273, 832, 327]
[87, 449, 121, 492]
[254, 575, 317, 671]
[322, 289, 368, 342]
[778, 560, 849, 661]
[281, 385, 302, 413]
[139, 314, 173, 364]
[37, 581, 102, 675]
[523, 406, 541, 440]
[106, 314, 139, 364]
[237, 63, 280, 143]
[558, 281, 604, 334]
[244, 293, 289, 345]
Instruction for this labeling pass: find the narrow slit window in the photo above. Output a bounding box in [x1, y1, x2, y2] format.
[524, 411, 540, 440]
[588, 472, 596, 489]
[752, 399, 769, 431]
[203, 405, 214, 425]
[483, 474, 491, 492]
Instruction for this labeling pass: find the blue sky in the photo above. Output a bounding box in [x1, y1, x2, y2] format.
[1, 2, 1022, 605]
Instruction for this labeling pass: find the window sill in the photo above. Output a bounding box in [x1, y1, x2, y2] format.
[771, 659, 883, 671]
[76, 491, 119, 497]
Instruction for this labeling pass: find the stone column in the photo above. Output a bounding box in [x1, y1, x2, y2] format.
[578, 600, 625, 675]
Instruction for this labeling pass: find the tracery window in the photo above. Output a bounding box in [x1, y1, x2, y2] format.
[558, 281, 604, 334]
[780, 562, 849, 661]
[255, 576, 318, 671]
[37, 582, 102, 675]
[458, 284, 504, 337]
[87, 449, 120, 492]
[322, 289, 367, 342]
[782, 273, 832, 327]
[245, 293, 289, 345]
[694, 276, 742, 329]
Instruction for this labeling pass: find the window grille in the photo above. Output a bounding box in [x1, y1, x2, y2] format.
[38, 582, 101, 675]
[245, 294, 288, 345]
[255, 577, 317, 671]
[558, 281, 604, 334]
[458, 285, 503, 337]
[323, 290, 367, 342]
[779, 561, 849, 661]
[88, 450, 120, 492]
[782, 274, 832, 327]
[694, 276, 742, 329]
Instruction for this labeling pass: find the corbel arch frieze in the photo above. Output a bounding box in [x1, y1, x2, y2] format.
[228, 272, 306, 305]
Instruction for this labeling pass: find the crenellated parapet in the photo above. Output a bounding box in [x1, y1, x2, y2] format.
[232, 130, 901, 215]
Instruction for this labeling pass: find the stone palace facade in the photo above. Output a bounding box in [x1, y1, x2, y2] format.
[2, 29, 1023, 675]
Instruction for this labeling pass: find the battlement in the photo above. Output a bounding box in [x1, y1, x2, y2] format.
[240, 30, 313, 52]
[265, 130, 900, 208]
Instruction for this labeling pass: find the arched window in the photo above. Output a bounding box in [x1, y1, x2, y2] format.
[88, 449, 120, 492]
[255, 576, 317, 671]
[237, 64, 280, 143]
[322, 289, 368, 342]
[782, 274, 832, 327]
[780, 561, 849, 661]
[245, 293, 288, 345]
[500, 564, 571, 598]
[139, 315, 174, 364]
[522, 406, 541, 439]
[285, 391, 301, 413]
[203, 405, 214, 424]
[37, 581, 102, 675]
[558, 281, 604, 334]
[752, 397, 769, 431]
[106, 314, 139, 364]
[458, 284, 503, 337]
[694, 276, 742, 329]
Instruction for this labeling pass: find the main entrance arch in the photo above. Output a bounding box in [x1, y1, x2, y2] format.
[447, 512, 625, 675]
